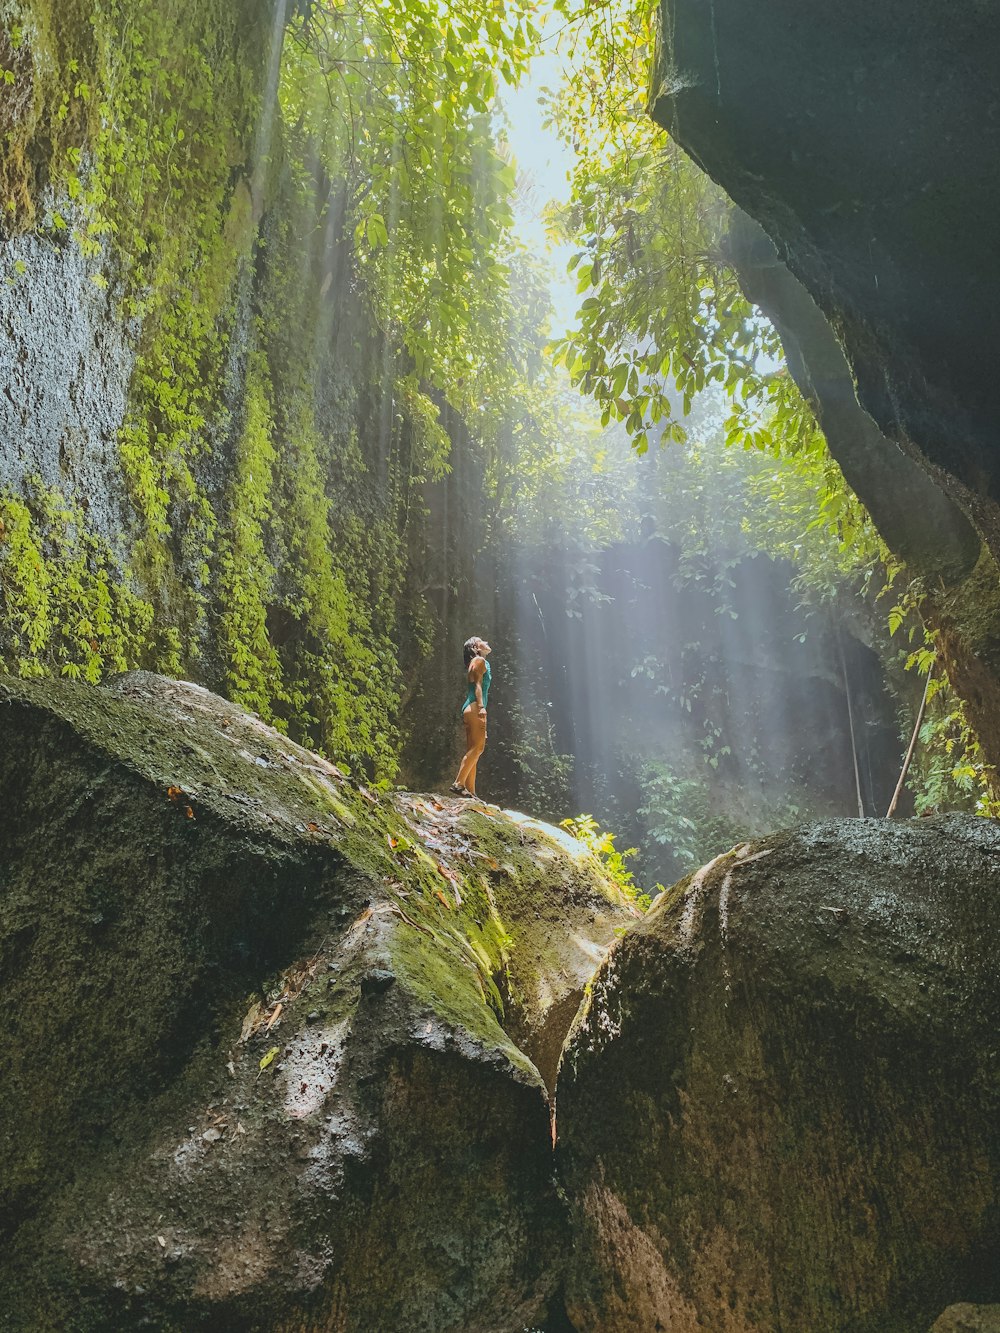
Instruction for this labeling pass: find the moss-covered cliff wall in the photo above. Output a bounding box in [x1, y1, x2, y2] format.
[0, 0, 463, 781]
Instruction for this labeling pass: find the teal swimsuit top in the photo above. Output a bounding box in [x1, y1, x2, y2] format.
[463, 658, 491, 712]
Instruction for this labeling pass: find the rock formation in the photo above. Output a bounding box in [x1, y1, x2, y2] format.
[723, 211, 1000, 772]
[652, 0, 1000, 514]
[0, 672, 635, 1330]
[932, 1308, 1000, 1333]
[4, 676, 1000, 1329]
[557, 817, 1000, 1332]
[652, 0, 1000, 765]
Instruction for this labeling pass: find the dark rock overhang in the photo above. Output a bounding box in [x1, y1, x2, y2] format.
[650, 0, 1000, 528]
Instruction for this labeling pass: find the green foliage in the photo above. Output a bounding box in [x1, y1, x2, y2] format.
[498, 696, 575, 816]
[537, 0, 999, 825]
[1, 0, 564, 783]
[560, 813, 653, 910]
[0, 481, 153, 680]
[893, 652, 1000, 819]
[280, 0, 542, 444]
[216, 356, 285, 720]
[8, 0, 980, 832]
[636, 760, 749, 875]
[542, 0, 886, 567]
[543, 0, 752, 452]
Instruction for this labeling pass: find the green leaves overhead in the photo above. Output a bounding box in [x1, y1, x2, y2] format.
[543, 0, 823, 465]
[282, 0, 542, 433]
[540, 0, 906, 616]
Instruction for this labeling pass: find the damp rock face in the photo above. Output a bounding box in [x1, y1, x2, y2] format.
[649, 3, 1000, 774]
[0, 223, 138, 553]
[651, 0, 1000, 517]
[931, 1308, 1000, 1333]
[557, 818, 1000, 1333]
[0, 672, 635, 1331]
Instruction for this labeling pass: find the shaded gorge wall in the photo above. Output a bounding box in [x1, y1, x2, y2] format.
[0, 0, 469, 781]
[650, 0, 1000, 775]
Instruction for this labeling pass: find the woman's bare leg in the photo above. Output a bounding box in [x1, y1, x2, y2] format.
[464, 735, 486, 797]
[456, 707, 485, 791]
[456, 745, 477, 789]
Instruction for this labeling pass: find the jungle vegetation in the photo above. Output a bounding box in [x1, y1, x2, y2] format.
[0, 0, 991, 890]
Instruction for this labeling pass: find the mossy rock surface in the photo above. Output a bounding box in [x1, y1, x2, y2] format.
[931, 1307, 1000, 1333]
[557, 817, 1000, 1333]
[0, 672, 634, 1331]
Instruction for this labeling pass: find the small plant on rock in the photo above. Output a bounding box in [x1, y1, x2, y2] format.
[561, 814, 654, 911]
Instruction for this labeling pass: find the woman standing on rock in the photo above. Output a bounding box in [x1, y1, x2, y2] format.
[451, 636, 491, 799]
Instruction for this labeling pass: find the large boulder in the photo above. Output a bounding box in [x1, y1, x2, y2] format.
[558, 817, 1000, 1332]
[0, 672, 635, 1330]
[721, 211, 1000, 771]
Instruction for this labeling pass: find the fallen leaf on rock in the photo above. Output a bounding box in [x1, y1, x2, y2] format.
[166, 786, 183, 802]
[239, 1001, 264, 1043]
[435, 863, 464, 904]
[259, 1046, 279, 1072]
[264, 1002, 283, 1032]
[434, 889, 452, 910]
[184, 805, 195, 819]
[157, 1235, 166, 1248]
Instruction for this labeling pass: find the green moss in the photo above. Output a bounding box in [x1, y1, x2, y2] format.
[388, 919, 537, 1078]
[216, 355, 286, 721]
[0, 481, 154, 680]
[0, 0, 541, 787]
[266, 383, 400, 778]
[85, 1, 263, 653]
[0, 0, 96, 228]
[0, 0, 409, 777]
